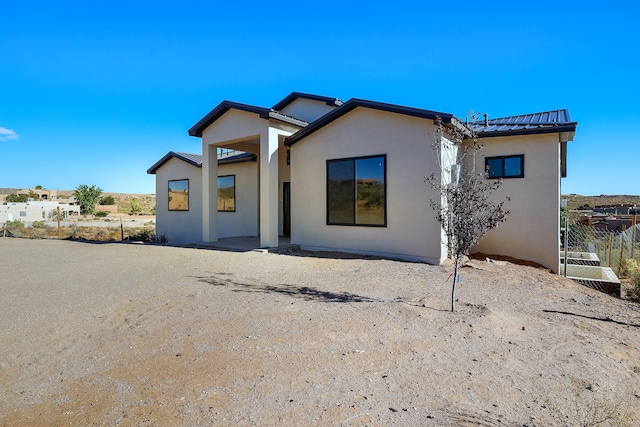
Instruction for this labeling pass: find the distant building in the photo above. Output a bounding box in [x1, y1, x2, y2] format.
[579, 214, 634, 232]
[0, 201, 80, 225]
[593, 204, 637, 215]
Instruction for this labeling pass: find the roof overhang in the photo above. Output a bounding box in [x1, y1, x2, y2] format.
[272, 92, 343, 111]
[147, 151, 203, 174]
[475, 123, 578, 138]
[285, 98, 456, 146]
[188, 101, 307, 138]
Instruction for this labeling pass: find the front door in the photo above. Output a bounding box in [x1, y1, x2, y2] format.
[283, 182, 290, 237]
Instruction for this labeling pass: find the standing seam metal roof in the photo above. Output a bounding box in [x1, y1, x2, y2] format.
[472, 109, 577, 137]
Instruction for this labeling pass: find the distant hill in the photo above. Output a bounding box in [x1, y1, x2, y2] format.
[563, 194, 640, 210]
[58, 191, 156, 215]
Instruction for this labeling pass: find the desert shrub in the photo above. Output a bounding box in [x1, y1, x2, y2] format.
[32, 220, 47, 228]
[5, 220, 24, 229]
[127, 229, 155, 242]
[94, 211, 108, 217]
[626, 259, 640, 300]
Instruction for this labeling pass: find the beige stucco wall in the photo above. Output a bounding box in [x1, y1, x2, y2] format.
[217, 160, 259, 238]
[290, 107, 446, 263]
[201, 109, 265, 242]
[155, 157, 203, 246]
[466, 133, 561, 272]
[200, 109, 296, 245]
[279, 98, 336, 123]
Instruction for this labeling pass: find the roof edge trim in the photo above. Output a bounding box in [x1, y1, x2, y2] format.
[285, 98, 454, 146]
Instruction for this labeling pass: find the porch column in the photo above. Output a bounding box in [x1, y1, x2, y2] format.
[259, 128, 279, 247]
[202, 143, 218, 242]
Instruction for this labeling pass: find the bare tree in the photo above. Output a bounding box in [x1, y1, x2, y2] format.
[426, 115, 510, 312]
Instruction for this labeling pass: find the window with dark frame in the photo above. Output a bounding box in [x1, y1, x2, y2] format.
[327, 155, 386, 226]
[168, 179, 189, 211]
[485, 155, 524, 179]
[218, 175, 235, 212]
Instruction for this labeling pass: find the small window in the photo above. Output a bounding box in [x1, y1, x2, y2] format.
[168, 179, 189, 211]
[218, 175, 235, 212]
[485, 155, 524, 179]
[327, 155, 386, 226]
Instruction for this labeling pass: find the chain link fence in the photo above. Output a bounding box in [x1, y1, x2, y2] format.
[563, 221, 640, 279]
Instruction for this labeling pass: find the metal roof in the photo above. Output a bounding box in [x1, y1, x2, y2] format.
[471, 109, 577, 138]
[147, 151, 202, 174]
[218, 151, 257, 164]
[147, 151, 256, 174]
[188, 101, 308, 138]
[285, 98, 456, 146]
[272, 92, 343, 111]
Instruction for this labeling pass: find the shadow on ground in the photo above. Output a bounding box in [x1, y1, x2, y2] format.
[543, 309, 640, 328]
[195, 275, 380, 303]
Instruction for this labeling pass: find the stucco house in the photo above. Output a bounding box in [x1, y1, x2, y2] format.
[148, 92, 577, 272]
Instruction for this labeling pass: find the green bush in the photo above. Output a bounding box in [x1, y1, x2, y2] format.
[5, 220, 24, 229]
[100, 195, 115, 205]
[94, 211, 108, 217]
[5, 193, 28, 203]
[32, 221, 47, 228]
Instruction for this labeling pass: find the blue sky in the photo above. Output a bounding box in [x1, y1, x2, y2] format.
[1, 1, 638, 195]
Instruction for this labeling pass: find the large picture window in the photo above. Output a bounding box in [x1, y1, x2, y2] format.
[486, 155, 524, 179]
[327, 155, 386, 226]
[168, 179, 189, 211]
[218, 175, 235, 212]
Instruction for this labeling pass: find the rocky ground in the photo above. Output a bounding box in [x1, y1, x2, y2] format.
[1, 239, 639, 426]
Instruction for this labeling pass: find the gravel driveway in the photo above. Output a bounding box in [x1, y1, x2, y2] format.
[1, 238, 639, 426]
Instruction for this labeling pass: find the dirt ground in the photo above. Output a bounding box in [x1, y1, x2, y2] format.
[1, 239, 639, 426]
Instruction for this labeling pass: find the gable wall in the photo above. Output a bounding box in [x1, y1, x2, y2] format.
[155, 157, 203, 245]
[279, 98, 336, 123]
[290, 107, 445, 263]
[466, 133, 561, 272]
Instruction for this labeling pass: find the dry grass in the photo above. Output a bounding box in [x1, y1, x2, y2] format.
[4, 224, 156, 242]
[564, 194, 640, 210]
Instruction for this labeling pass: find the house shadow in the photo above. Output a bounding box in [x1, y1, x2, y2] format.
[195, 275, 380, 303]
[543, 309, 640, 328]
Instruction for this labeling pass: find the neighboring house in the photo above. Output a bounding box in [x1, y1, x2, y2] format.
[579, 214, 635, 232]
[593, 204, 637, 215]
[0, 201, 80, 224]
[148, 92, 577, 272]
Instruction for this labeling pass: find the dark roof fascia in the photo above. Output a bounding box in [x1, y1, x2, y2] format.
[147, 151, 203, 175]
[188, 101, 272, 138]
[285, 98, 454, 146]
[188, 101, 308, 137]
[272, 92, 343, 111]
[476, 123, 578, 138]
